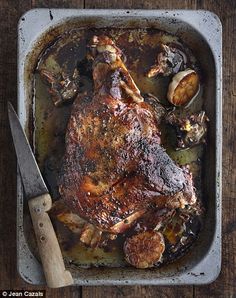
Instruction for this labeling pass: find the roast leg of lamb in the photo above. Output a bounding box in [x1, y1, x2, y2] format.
[58, 36, 197, 241]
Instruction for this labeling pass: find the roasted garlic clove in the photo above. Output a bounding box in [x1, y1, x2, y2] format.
[167, 69, 200, 106]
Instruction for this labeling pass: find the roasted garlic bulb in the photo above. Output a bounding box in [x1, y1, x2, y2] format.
[124, 231, 165, 268]
[167, 69, 200, 107]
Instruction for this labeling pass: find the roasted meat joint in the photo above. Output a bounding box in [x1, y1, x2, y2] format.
[38, 32, 207, 269]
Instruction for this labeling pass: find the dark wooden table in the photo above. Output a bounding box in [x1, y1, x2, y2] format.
[0, 1, 235, 297]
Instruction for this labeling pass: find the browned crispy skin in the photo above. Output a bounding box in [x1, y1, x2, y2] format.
[59, 36, 196, 232]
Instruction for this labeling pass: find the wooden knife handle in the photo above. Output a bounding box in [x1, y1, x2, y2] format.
[28, 193, 73, 288]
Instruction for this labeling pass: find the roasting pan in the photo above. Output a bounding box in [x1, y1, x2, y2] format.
[17, 9, 222, 285]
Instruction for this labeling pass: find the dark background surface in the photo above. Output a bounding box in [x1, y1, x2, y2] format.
[0, 1, 235, 297]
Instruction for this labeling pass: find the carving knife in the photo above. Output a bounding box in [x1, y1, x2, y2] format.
[8, 102, 73, 288]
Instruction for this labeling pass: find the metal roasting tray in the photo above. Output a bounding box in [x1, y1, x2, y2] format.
[17, 9, 222, 285]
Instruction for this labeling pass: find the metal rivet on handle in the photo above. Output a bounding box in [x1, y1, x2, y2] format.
[40, 235, 46, 242]
[34, 207, 41, 213]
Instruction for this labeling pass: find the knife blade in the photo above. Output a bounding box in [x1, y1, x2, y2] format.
[8, 102, 48, 199]
[8, 102, 73, 288]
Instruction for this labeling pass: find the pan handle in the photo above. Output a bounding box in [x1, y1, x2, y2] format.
[28, 193, 73, 288]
